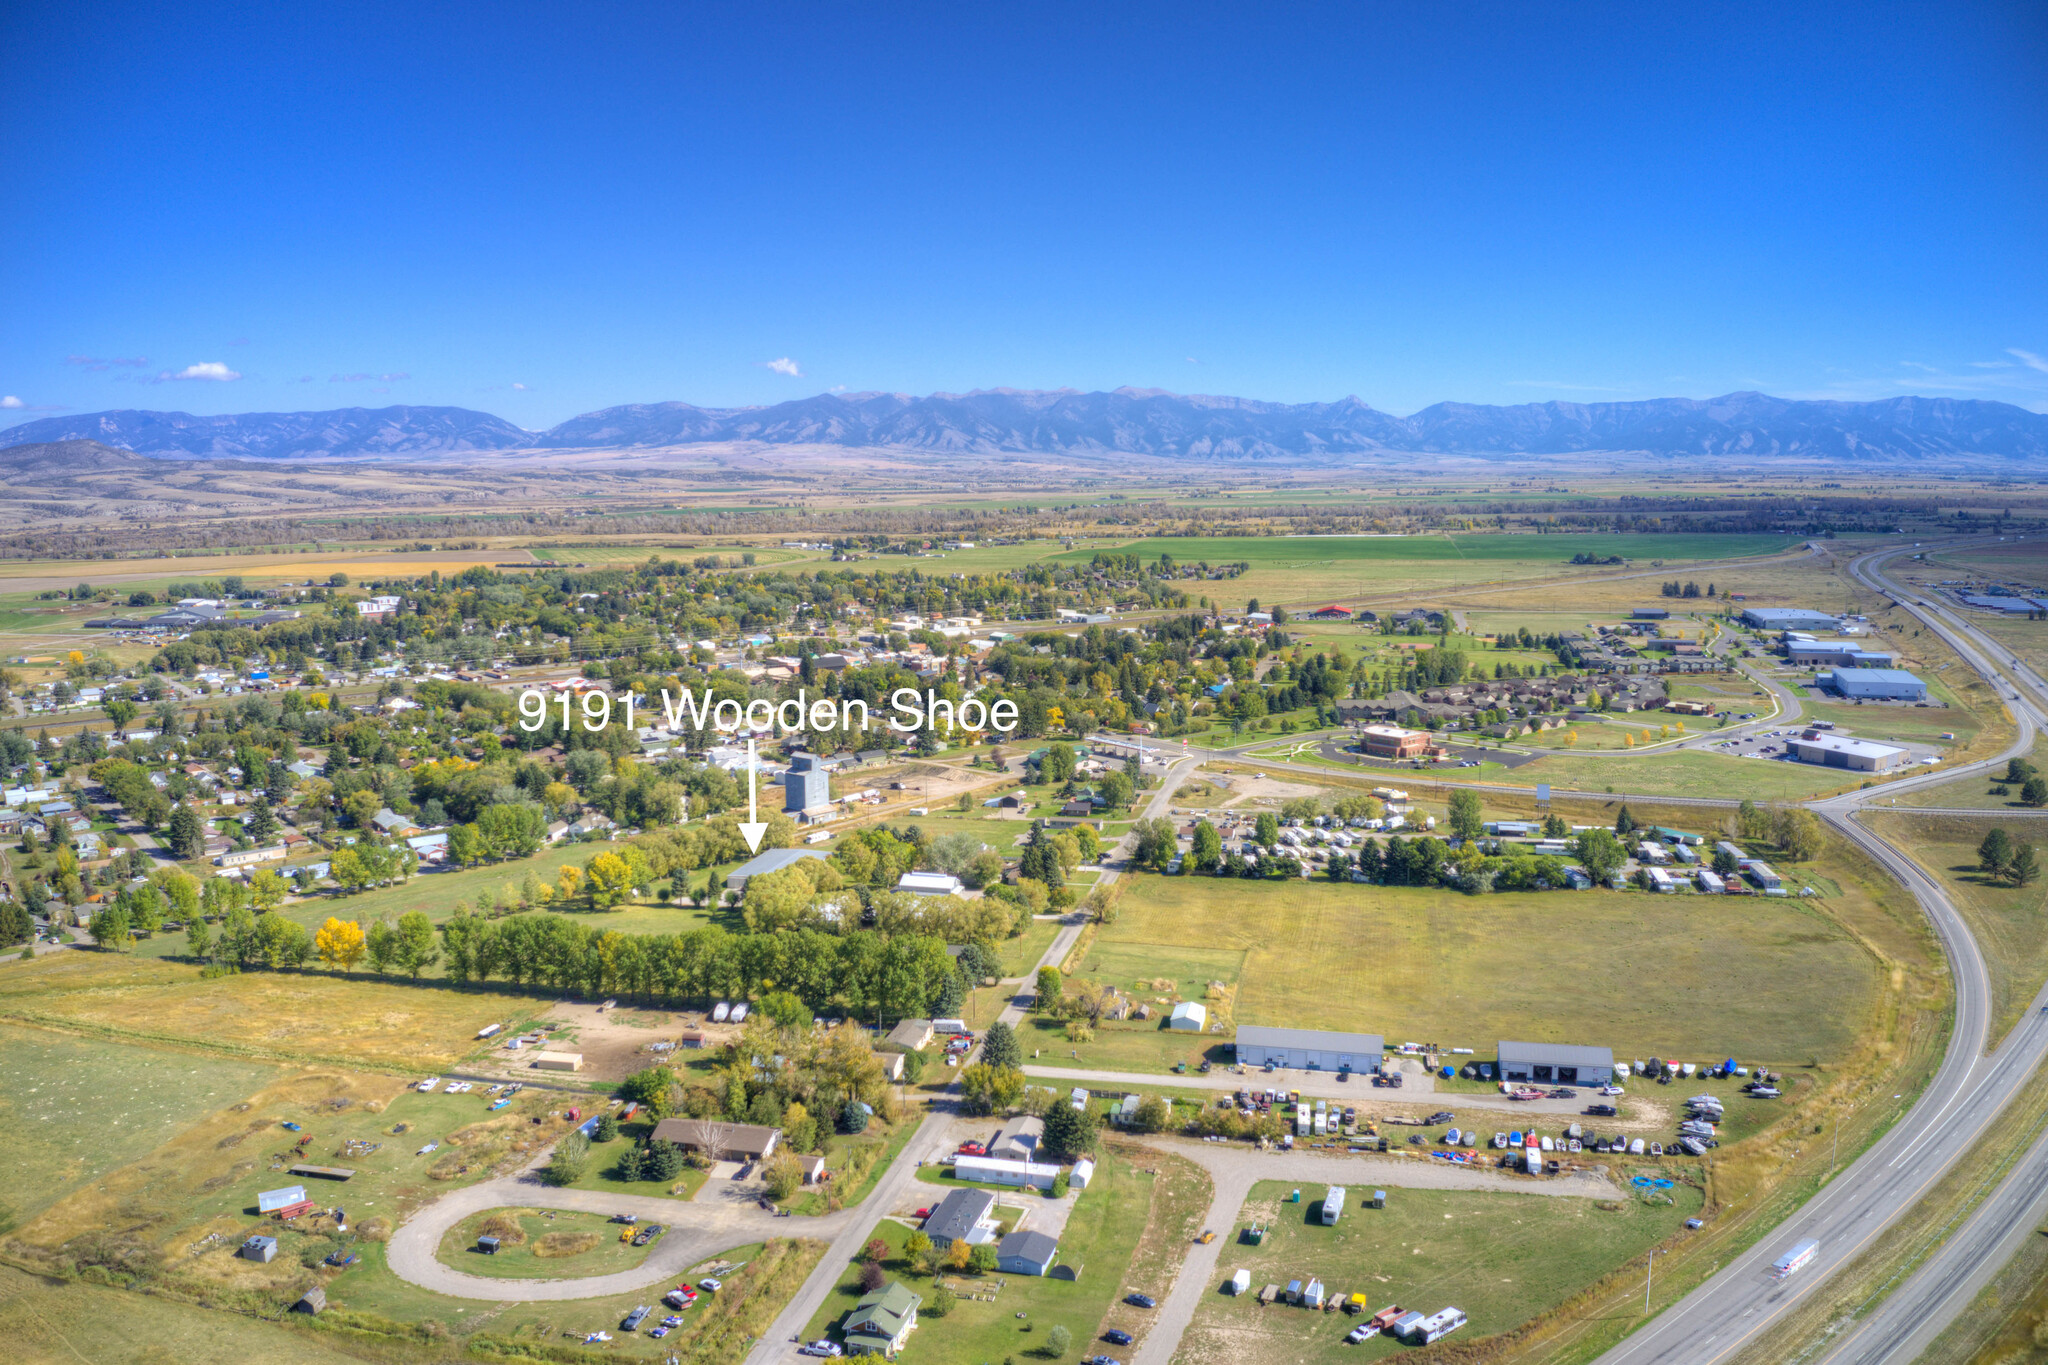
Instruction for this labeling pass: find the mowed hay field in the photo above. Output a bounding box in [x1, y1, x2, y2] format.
[1046, 532, 1795, 603]
[1090, 876, 1878, 1064]
[0, 951, 530, 1071]
[1177, 1181, 1702, 1365]
[1864, 812, 2048, 1047]
[0, 1262, 374, 1365]
[0, 1023, 284, 1230]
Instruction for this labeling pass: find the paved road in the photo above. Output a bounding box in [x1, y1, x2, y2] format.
[732, 764, 1197, 1365]
[1124, 1137, 1617, 1365]
[1588, 541, 2048, 1365]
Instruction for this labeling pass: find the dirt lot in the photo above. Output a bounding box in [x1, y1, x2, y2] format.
[466, 1002, 735, 1084]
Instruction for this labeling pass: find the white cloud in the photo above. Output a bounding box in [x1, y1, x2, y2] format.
[761, 357, 803, 377]
[379, 372, 409, 382]
[0, 396, 21, 408]
[330, 372, 372, 383]
[160, 361, 241, 382]
[2011, 349, 2048, 375]
[512, 382, 530, 391]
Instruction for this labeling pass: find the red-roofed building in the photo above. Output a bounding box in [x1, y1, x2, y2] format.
[1306, 604, 1354, 620]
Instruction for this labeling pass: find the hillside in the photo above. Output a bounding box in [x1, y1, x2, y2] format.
[0, 406, 532, 459]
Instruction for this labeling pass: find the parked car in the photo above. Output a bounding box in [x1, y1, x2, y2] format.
[799, 1343, 844, 1358]
[1125, 1292, 1157, 1308]
[698, 1277, 722, 1293]
[1103, 1330, 1134, 1345]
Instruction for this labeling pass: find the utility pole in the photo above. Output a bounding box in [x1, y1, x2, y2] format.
[1645, 1248, 1661, 1315]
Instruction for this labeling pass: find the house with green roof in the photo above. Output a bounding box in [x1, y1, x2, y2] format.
[843, 1280, 921, 1356]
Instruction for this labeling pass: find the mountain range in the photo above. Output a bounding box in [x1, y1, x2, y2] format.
[5, 389, 2046, 462]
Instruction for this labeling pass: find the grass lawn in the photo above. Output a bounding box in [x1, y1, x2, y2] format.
[439, 1206, 661, 1279]
[0, 950, 548, 1071]
[1178, 1179, 1702, 1365]
[787, 1119, 918, 1216]
[0, 1022, 285, 1231]
[1068, 874, 1879, 1068]
[1887, 734, 2048, 811]
[800, 1146, 1172, 1362]
[1461, 748, 1861, 800]
[1863, 812, 2048, 1047]
[997, 916, 1060, 977]
[571, 1122, 712, 1201]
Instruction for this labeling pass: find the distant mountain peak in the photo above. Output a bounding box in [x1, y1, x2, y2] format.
[3, 388, 2043, 462]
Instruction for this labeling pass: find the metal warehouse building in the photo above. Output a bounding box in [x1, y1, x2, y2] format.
[1784, 640, 1894, 668]
[1498, 1040, 1615, 1086]
[1788, 730, 1908, 772]
[1741, 607, 1841, 633]
[1233, 1025, 1384, 1072]
[1824, 667, 1928, 701]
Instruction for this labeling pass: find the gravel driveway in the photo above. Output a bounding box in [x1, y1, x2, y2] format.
[1123, 1137, 1617, 1365]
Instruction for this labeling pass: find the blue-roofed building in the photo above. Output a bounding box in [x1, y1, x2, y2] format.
[1825, 667, 1928, 701]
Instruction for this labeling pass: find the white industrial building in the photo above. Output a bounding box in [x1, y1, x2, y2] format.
[1233, 1025, 1385, 1072]
[1741, 607, 1841, 633]
[1787, 730, 1908, 772]
[1168, 1001, 1208, 1031]
[1497, 1040, 1615, 1086]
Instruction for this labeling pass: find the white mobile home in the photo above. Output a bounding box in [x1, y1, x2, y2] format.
[1320, 1186, 1347, 1225]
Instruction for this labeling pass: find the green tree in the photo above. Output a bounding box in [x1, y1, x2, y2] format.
[1044, 1324, 1072, 1357]
[1572, 828, 1626, 884]
[982, 1019, 1023, 1070]
[1446, 789, 1483, 842]
[1613, 804, 1637, 836]
[1132, 817, 1178, 871]
[89, 903, 131, 950]
[395, 910, 439, 977]
[243, 794, 279, 843]
[1189, 819, 1222, 871]
[103, 697, 139, 735]
[1775, 809, 1823, 862]
[2023, 777, 2048, 809]
[2010, 842, 2040, 888]
[1712, 845, 1741, 876]
[1034, 965, 1063, 1012]
[1255, 811, 1280, 846]
[1042, 1101, 1098, 1159]
[960, 1062, 1024, 1115]
[540, 1132, 589, 1186]
[593, 1113, 619, 1142]
[166, 802, 206, 860]
[1979, 827, 2013, 878]
[1541, 812, 1569, 839]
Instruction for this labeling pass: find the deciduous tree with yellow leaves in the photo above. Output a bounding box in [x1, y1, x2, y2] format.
[315, 916, 367, 973]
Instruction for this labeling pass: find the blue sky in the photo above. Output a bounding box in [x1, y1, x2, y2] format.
[3, 1, 2045, 430]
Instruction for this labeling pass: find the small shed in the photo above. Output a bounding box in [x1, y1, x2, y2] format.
[240, 1235, 278, 1263]
[1168, 1001, 1208, 1032]
[478, 1235, 501, 1254]
[1304, 1278, 1326, 1309]
[1228, 1269, 1251, 1295]
[1069, 1157, 1095, 1189]
[531, 1051, 584, 1072]
[292, 1287, 327, 1315]
[1286, 1278, 1304, 1304]
[1370, 1189, 1386, 1209]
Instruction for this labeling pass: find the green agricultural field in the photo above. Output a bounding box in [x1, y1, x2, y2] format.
[0, 1023, 285, 1230]
[801, 1148, 1161, 1362]
[1179, 1180, 1702, 1365]
[439, 1206, 659, 1279]
[1044, 532, 1793, 604]
[1472, 748, 1860, 801]
[1863, 813, 2048, 1046]
[1062, 875, 1877, 1068]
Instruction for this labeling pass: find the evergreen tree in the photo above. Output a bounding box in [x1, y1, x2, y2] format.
[1613, 804, 1637, 836]
[166, 802, 206, 860]
[981, 1020, 1022, 1071]
[1042, 1101, 1098, 1160]
[1979, 827, 2014, 878]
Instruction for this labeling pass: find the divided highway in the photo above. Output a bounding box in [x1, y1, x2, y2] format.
[1592, 544, 2048, 1365]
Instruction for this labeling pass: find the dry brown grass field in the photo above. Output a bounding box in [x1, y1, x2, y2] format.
[0, 951, 527, 1072]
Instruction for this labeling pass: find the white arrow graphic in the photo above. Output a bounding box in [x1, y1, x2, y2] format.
[738, 735, 768, 853]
